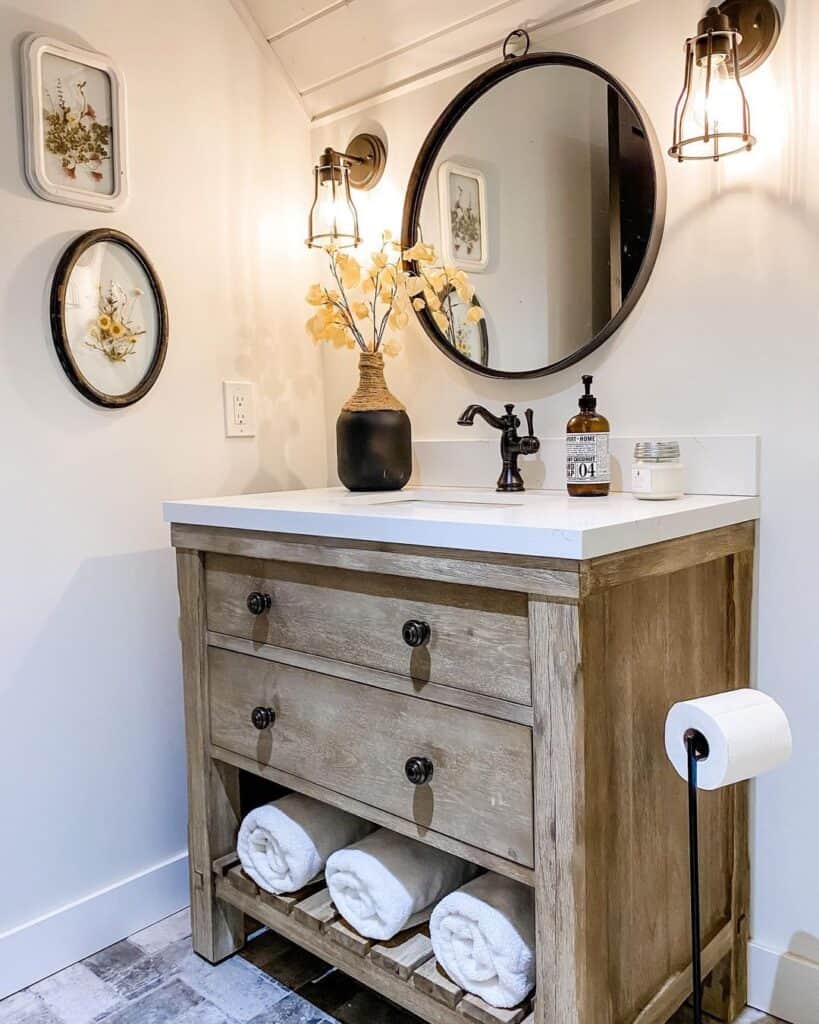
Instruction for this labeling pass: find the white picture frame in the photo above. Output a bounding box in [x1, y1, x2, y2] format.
[437, 161, 488, 272]
[21, 35, 128, 212]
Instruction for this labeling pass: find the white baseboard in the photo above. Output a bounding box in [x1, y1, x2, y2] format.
[0, 851, 189, 999]
[749, 940, 819, 1023]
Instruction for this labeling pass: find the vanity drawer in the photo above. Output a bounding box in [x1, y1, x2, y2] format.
[205, 554, 531, 705]
[208, 647, 534, 867]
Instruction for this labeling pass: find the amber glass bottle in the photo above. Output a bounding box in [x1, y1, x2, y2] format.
[566, 375, 610, 497]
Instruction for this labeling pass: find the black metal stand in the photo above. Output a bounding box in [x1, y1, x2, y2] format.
[685, 729, 710, 1024]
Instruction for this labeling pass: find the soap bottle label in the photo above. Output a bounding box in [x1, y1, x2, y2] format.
[566, 433, 611, 485]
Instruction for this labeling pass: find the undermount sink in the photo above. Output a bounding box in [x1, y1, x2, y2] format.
[377, 498, 523, 510]
[349, 490, 526, 510]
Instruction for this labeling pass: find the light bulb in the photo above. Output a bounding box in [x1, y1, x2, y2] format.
[691, 54, 744, 134]
[316, 182, 356, 237]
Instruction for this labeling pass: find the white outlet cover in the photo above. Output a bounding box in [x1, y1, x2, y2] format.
[223, 380, 256, 437]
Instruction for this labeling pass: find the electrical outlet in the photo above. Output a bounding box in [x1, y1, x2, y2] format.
[223, 381, 256, 437]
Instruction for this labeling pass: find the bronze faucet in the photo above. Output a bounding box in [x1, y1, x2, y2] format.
[457, 403, 540, 492]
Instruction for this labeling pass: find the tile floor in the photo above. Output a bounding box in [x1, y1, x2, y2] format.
[0, 909, 783, 1024]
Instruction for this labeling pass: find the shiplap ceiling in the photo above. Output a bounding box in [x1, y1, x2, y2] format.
[244, 0, 639, 123]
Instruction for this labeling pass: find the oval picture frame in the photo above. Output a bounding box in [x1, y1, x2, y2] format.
[50, 229, 168, 407]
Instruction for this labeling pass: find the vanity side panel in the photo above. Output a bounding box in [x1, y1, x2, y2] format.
[580, 555, 741, 1023]
[176, 548, 244, 962]
[702, 548, 752, 1020]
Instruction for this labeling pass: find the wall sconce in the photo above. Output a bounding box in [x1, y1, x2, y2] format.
[669, 0, 781, 162]
[306, 134, 387, 249]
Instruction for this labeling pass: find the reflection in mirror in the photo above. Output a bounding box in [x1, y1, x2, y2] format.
[405, 58, 662, 378]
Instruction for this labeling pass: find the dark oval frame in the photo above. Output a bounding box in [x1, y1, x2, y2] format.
[401, 51, 667, 380]
[50, 228, 169, 407]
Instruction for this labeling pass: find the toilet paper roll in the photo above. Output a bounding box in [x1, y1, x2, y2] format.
[665, 688, 792, 790]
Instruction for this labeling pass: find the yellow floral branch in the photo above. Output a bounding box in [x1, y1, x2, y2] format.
[305, 232, 484, 358]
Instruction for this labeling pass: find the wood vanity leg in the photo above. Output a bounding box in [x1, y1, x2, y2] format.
[529, 596, 586, 1024]
[702, 782, 750, 1021]
[703, 548, 753, 1020]
[177, 548, 245, 963]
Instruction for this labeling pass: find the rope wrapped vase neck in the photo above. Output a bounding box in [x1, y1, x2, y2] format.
[342, 350, 405, 413]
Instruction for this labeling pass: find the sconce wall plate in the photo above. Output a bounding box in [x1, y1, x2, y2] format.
[345, 133, 387, 190]
[719, 0, 781, 74]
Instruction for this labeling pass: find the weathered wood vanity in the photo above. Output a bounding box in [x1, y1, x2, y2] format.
[167, 487, 759, 1024]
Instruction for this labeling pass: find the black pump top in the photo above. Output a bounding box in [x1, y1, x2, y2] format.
[578, 374, 597, 413]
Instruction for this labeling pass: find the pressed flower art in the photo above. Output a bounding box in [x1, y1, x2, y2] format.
[86, 281, 145, 363]
[43, 75, 111, 183]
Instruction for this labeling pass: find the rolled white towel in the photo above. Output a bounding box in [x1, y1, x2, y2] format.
[237, 794, 373, 894]
[430, 872, 535, 1009]
[326, 829, 478, 941]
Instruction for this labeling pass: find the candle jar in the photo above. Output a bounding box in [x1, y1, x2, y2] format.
[632, 441, 685, 500]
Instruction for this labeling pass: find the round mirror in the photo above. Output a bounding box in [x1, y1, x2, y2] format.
[401, 53, 666, 379]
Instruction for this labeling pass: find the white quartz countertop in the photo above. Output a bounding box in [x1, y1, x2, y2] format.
[164, 486, 759, 561]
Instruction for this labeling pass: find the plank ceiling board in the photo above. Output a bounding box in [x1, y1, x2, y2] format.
[245, 0, 345, 40]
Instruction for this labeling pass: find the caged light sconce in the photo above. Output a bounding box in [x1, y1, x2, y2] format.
[669, 0, 781, 162]
[306, 134, 386, 249]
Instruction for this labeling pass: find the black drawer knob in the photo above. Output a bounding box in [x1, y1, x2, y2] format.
[402, 619, 430, 648]
[251, 706, 276, 730]
[405, 756, 434, 786]
[247, 592, 272, 616]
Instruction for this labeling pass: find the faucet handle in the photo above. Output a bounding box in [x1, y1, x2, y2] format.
[520, 408, 540, 456]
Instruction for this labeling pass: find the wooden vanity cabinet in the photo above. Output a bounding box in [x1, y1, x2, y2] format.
[172, 520, 754, 1024]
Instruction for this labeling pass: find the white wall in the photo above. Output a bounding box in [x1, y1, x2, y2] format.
[0, 0, 325, 996]
[313, 1, 819, 1017]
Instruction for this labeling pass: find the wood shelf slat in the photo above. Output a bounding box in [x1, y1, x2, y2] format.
[413, 957, 465, 1009]
[459, 993, 529, 1024]
[226, 865, 258, 897]
[326, 917, 373, 957]
[371, 927, 434, 979]
[212, 852, 240, 877]
[291, 887, 338, 931]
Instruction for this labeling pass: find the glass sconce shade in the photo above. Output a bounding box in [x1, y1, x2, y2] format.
[669, 7, 754, 161]
[306, 149, 361, 249]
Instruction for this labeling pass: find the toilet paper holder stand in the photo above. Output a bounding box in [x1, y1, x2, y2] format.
[684, 727, 711, 1024]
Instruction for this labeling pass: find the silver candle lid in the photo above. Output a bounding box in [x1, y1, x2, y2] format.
[634, 440, 681, 462]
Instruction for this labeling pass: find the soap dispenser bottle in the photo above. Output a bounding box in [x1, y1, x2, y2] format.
[566, 375, 610, 497]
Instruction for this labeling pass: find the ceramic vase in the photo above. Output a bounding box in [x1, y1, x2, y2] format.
[336, 350, 411, 491]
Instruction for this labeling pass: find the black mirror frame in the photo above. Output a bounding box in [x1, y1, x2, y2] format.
[50, 228, 169, 408]
[401, 51, 667, 380]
